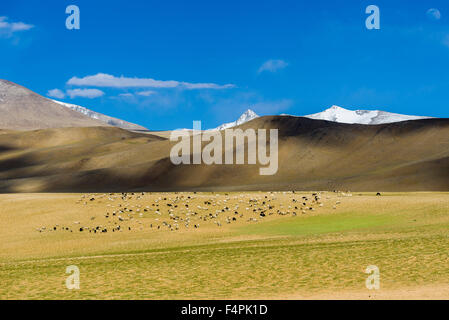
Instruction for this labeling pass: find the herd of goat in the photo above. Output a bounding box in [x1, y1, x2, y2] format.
[36, 191, 356, 234]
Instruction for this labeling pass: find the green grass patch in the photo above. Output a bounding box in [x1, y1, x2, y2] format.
[238, 211, 398, 237]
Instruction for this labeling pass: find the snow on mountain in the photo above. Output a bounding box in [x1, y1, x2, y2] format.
[215, 109, 259, 130]
[0, 79, 109, 130]
[171, 109, 259, 132]
[304, 105, 432, 125]
[51, 99, 148, 131]
[212, 106, 430, 129]
[52, 100, 99, 119]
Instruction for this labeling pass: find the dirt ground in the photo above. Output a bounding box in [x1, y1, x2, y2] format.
[1, 191, 448, 300]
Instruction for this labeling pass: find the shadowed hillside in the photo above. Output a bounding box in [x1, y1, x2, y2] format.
[0, 116, 448, 192]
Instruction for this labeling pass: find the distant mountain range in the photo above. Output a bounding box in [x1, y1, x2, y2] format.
[0, 79, 437, 132]
[303, 105, 432, 125]
[1, 114, 448, 193]
[219, 106, 432, 130]
[1, 79, 448, 193]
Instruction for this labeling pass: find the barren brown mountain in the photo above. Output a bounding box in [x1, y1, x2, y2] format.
[0, 79, 109, 130]
[0, 114, 448, 192]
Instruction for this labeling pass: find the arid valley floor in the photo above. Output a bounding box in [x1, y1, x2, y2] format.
[1, 191, 448, 299]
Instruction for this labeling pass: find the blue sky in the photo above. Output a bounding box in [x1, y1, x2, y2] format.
[1, 0, 449, 130]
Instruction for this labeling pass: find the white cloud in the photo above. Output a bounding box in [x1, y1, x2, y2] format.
[427, 8, 441, 21]
[136, 90, 156, 97]
[67, 88, 104, 99]
[0, 16, 34, 37]
[67, 73, 235, 90]
[118, 93, 134, 98]
[180, 82, 235, 89]
[47, 89, 65, 99]
[11, 22, 34, 31]
[258, 59, 288, 74]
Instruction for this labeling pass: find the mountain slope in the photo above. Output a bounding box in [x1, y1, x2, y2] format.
[215, 109, 259, 130]
[0, 79, 109, 130]
[172, 109, 259, 132]
[304, 105, 431, 125]
[0, 116, 448, 193]
[52, 100, 148, 131]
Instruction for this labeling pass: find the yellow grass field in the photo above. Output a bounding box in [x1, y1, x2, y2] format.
[0, 191, 448, 300]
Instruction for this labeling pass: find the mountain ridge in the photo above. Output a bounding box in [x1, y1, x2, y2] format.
[0, 79, 440, 132]
[51, 100, 148, 131]
[0, 79, 109, 131]
[215, 109, 259, 130]
[0, 116, 448, 192]
[214, 105, 433, 130]
[303, 105, 432, 125]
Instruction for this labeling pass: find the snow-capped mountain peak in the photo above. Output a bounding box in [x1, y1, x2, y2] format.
[304, 105, 432, 125]
[215, 109, 259, 130]
[237, 109, 258, 123]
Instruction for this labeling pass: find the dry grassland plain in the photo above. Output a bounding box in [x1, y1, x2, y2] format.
[0, 191, 448, 300]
